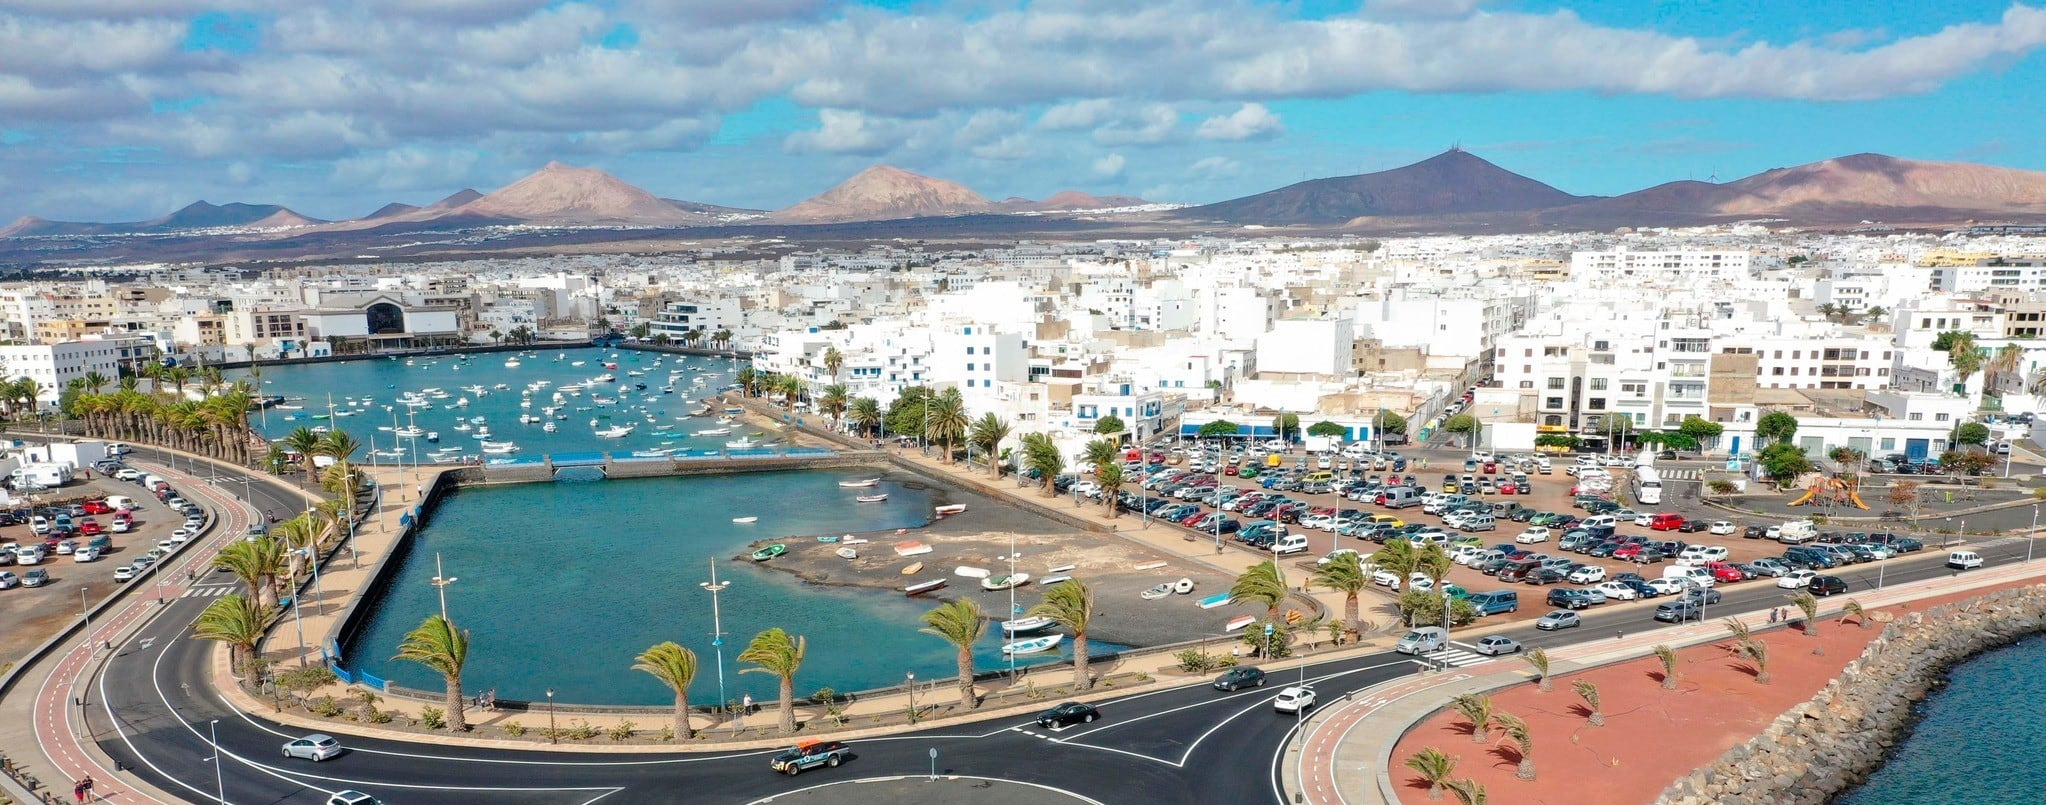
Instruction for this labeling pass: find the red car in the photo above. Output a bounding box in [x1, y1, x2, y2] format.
[82, 500, 113, 515]
[78, 520, 101, 535]
[1223, 465, 1238, 476]
[1612, 543, 1646, 560]
[1497, 481, 1518, 495]
[1707, 562, 1748, 583]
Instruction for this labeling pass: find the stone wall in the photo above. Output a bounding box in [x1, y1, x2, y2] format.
[1658, 584, 2046, 804]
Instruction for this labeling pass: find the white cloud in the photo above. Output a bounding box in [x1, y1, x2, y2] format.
[1038, 99, 1117, 131]
[1189, 156, 1240, 178]
[1194, 103, 1282, 141]
[1365, 0, 1484, 19]
[1092, 104, 1178, 146]
[783, 109, 904, 155]
[331, 146, 483, 192]
[1093, 153, 1125, 178]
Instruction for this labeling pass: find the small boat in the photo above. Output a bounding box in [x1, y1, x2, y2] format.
[595, 425, 635, 438]
[893, 541, 932, 557]
[1133, 561, 1168, 571]
[934, 504, 966, 516]
[955, 566, 990, 579]
[817, 535, 840, 543]
[900, 562, 924, 575]
[982, 573, 1030, 591]
[1002, 634, 1064, 655]
[732, 516, 759, 524]
[904, 578, 948, 596]
[543, 422, 558, 433]
[751, 544, 786, 561]
[1140, 583, 1174, 600]
[425, 432, 439, 443]
[1047, 564, 1076, 574]
[693, 428, 731, 436]
[1001, 616, 1056, 634]
[838, 478, 880, 488]
[856, 494, 889, 503]
[1173, 578, 1195, 595]
[835, 547, 858, 560]
[1225, 615, 1257, 632]
[1197, 593, 1232, 610]
[725, 437, 760, 449]
[842, 536, 867, 545]
[1039, 575, 1072, 586]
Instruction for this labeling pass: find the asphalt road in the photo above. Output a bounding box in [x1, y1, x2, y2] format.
[76, 448, 2046, 805]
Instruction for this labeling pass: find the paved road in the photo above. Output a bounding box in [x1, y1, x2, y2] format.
[76, 449, 2046, 805]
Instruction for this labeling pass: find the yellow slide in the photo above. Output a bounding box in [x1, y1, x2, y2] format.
[1849, 491, 1869, 510]
[1788, 488, 1817, 506]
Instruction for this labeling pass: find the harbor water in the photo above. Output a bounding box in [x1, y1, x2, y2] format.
[339, 471, 1117, 706]
[1833, 636, 2046, 803]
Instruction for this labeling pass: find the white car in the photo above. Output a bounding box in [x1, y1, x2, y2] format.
[1514, 527, 1550, 544]
[73, 546, 100, 563]
[1633, 512, 1655, 526]
[1707, 521, 1738, 536]
[1594, 581, 1639, 601]
[1273, 685, 1317, 714]
[14, 546, 44, 566]
[111, 519, 133, 533]
[54, 539, 76, 555]
[170, 528, 194, 543]
[1567, 565, 1608, 584]
[1448, 545, 1485, 564]
[0, 571, 16, 589]
[1372, 569, 1403, 588]
[282, 734, 344, 762]
[1299, 513, 1337, 531]
[112, 566, 137, 582]
[1861, 543, 1895, 560]
[1407, 572, 1435, 593]
[1644, 577, 1687, 596]
[1316, 549, 1360, 566]
[1778, 569, 1819, 589]
[1676, 546, 1729, 566]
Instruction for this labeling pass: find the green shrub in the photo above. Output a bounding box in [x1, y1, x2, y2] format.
[608, 720, 635, 741]
[1174, 649, 1219, 672]
[503, 721, 526, 737]
[420, 706, 445, 730]
[567, 720, 600, 740]
[309, 696, 343, 717]
[1707, 480, 1736, 494]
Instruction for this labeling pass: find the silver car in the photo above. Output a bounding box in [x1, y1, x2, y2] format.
[283, 734, 343, 761]
[1472, 635, 1522, 655]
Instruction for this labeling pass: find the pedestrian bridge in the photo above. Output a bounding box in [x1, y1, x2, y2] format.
[470, 447, 885, 484]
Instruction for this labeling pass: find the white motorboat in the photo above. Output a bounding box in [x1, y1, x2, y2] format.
[1002, 634, 1064, 655]
[1173, 578, 1195, 595]
[542, 422, 558, 433]
[732, 516, 759, 524]
[724, 437, 760, 449]
[504, 359, 521, 368]
[835, 547, 858, 560]
[981, 573, 1031, 591]
[481, 442, 519, 454]
[837, 478, 880, 488]
[1140, 583, 1174, 600]
[1001, 616, 1056, 634]
[694, 428, 731, 436]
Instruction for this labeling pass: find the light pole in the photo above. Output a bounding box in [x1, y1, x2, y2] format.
[546, 688, 557, 743]
[209, 719, 225, 804]
[1005, 533, 1019, 681]
[699, 560, 730, 719]
[430, 552, 457, 622]
[906, 671, 917, 723]
[79, 586, 92, 651]
[2033, 506, 2040, 564]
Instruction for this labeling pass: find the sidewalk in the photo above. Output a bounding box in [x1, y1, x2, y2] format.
[1289, 552, 2046, 805]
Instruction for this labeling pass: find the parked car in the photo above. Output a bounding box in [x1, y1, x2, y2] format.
[1036, 701, 1100, 728]
[1566, 565, 1608, 584]
[113, 565, 136, 582]
[771, 739, 852, 775]
[1546, 588, 1596, 610]
[1594, 580, 1639, 601]
[1809, 575, 1849, 596]
[1213, 667, 1267, 691]
[1514, 527, 1550, 545]
[1778, 569, 1819, 589]
[0, 571, 16, 589]
[1534, 610, 1582, 630]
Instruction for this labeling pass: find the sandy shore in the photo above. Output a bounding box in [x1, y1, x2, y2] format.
[737, 470, 1286, 649]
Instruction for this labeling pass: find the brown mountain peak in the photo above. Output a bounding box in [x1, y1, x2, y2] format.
[451, 163, 701, 226]
[771, 165, 991, 224]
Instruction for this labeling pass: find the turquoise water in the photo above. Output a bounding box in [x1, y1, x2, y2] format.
[239, 348, 802, 460]
[340, 471, 1115, 706]
[1834, 636, 2046, 804]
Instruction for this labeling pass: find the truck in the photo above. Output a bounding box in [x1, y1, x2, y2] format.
[9, 463, 73, 489]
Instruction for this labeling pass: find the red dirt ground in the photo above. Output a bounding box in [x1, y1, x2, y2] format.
[1391, 580, 2039, 804]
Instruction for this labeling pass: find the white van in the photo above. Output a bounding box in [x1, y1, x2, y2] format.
[1273, 533, 1311, 555]
[1261, 439, 1289, 451]
[105, 496, 135, 511]
[1775, 520, 1817, 544]
[1662, 565, 1713, 588]
[1580, 515, 1619, 531]
[1394, 626, 1448, 655]
[1946, 550, 1984, 570]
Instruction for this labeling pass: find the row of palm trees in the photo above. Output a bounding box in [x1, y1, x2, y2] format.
[54, 365, 271, 467]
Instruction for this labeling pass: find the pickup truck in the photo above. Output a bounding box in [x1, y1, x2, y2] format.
[770, 740, 851, 775]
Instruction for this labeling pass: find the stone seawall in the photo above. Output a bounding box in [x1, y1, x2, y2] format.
[1658, 584, 2046, 804]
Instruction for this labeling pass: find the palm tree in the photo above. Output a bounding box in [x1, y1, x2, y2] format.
[735, 367, 758, 397]
[1842, 598, 1869, 629]
[919, 598, 988, 709]
[738, 628, 806, 733]
[1448, 693, 1493, 744]
[80, 371, 110, 394]
[1373, 538, 1419, 585]
[1654, 644, 1679, 690]
[1415, 543, 1453, 589]
[1022, 433, 1064, 496]
[967, 413, 1010, 477]
[394, 614, 470, 731]
[818, 384, 848, 431]
[212, 537, 287, 609]
[1082, 438, 1117, 471]
[775, 373, 802, 410]
[821, 346, 844, 381]
[925, 388, 969, 463]
[1094, 462, 1126, 518]
[1521, 647, 1551, 691]
[317, 429, 362, 465]
[1404, 747, 1459, 801]
[193, 593, 270, 674]
[1495, 711, 1535, 781]
[1722, 615, 1752, 644]
[1989, 343, 2027, 392]
[1447, 778, 1488, 805]
[1027, 579, 1095, 690]
[1947, 333, 1984, 386]
[1788, 591, 1820, 635]
[1740, 638, 1771, 684]
[1228, 560, 1288, 623]
[1816, 302, 1839, 322]
[281, 427, 324, 482]
[1311, 552, 1370, 639]
[849, 397, 883, 438]
[1864, 305, 1887, 325]
[1573, 680, 1604, 726]
[632, 641, 700, 739]
[712, 329, 732, 351]
[270, 514, 321, 582]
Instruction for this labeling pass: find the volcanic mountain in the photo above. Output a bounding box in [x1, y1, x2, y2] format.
[443, 162, 712, 226]
[771, 166, 992, 223]
[1180, 149, 1583, 225]
[0, 200, 323, 237]
[1541, 153, 2046, 227]
[1005, 190, 1152, 211]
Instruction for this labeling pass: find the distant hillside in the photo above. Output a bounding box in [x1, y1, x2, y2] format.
[1540, 153, 2046, 227]
[0, 200, 322, 237]
[448, 162, 713, 226]
[1179, 149, 1583, 225]
[771, 166, 991, 223]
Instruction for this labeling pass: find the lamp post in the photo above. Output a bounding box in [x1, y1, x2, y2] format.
[2033, 506, 2040, 564]
[79, 586, 92, 651]
[546, 688, 557, 744]
[699, 560, 730, 720]
[905, 671, 917, 723]
[429, 552, 457, 622]
[1005, 533, 1019, 681]
[209, 719, 226, 804]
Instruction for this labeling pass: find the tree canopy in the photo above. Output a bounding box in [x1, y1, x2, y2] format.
[1755, 411, 1799, 444]
[1197, 420, 1241, 438]
[1955, 422, 1990, 445]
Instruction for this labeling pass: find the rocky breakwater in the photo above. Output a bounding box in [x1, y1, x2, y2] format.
[1658, 584, 2046, 805]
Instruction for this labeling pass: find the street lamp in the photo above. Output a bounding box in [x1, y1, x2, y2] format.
[546, 688, 557, 744]
[79, 586, 92, 651]
[699, 560, 730, 720]
[2033, 506, 2039, 564]
[209, 719, 225, 804]
[906, 671, 917, 723]
[429, 552, 457, 622]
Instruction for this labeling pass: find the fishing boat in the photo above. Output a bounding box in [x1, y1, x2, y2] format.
[954, 566, 990, 579]
[1001, 616, 1055, 634]
[594, 425, 635, 438]
[903, 578, 948, 596]
[732, 516, 759, 524]
[835, 547, 858, 560]
[842, 536, 867, 545]
[724, 436, 760, 449]
[837, 478, 880, 488]
[693, 428, 731, 436]
[1174, 578, 1195, 595]
[1002, 634, 1064, 655]
[1197, 593, 1232, 610]
[1133, 561, 1168, 571]
[1225, 615, 1257, 632]
[424, 432, 439, 443]
[1039, 575, 1072, 586]
[1140, 583, 1174, 600]
[900, 561, 924, 575]
[981, 573, 1031, 591]
[481, 442, 519, 454]
[504, 358, 521, 368]
[934, 504, 967, 516]
[893, 541, 932, 557]
[750, 544, 786, 562]
[1047, 564, 1076, 574]
[855, 494, 889, 503]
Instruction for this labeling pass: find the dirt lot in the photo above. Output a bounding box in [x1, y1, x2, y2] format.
[0, 473, 211, 668]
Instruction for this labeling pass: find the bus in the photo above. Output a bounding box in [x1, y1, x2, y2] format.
[1632, 465, 1663, 505]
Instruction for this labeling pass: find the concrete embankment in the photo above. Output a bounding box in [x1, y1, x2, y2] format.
[1659, 583, 2046, 804]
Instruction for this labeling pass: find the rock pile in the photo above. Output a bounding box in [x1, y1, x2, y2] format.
[1658, 584, 2046, 804]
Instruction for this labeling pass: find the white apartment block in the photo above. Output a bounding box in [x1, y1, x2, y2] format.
[931, 324, 1029, 410]
[1717, 336, 1894, 390]
[1568, 249, 1754, 285]
[0, 341, 124, 408]
[649, 298, 742, 340]
[1254, 318, 1354, 376]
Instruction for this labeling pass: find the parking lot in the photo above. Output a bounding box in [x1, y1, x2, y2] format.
[0, 466, 214, 667]
[1085, 443, 1940, 629]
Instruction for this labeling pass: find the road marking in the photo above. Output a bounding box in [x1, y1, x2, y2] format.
[750, 775, 1107, 805]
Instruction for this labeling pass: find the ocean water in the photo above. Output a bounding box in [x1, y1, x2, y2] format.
[1833, 636, 2046, 804]
[339, 471, 1114, 706]
[238, 347, 802, 460]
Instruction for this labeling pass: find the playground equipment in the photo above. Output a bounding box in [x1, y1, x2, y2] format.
[1789, 474, 1869, 509]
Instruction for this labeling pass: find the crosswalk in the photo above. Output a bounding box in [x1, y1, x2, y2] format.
[182, 586, 238, 598]
[1657, 468, 1701, 480]
[1411, 642, 1494, 669]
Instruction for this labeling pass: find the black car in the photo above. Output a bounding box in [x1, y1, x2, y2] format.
[1523, 568, 1567, 586]
[1809, 575, 1849, 596]
[1743, 525, 1769, 540]
[1678, 519, 1708, 533]
[1036, 701, 1100, 728]
[1213, 667, 1267, 691]
[1586, 541, 1621, 558]
[1619, 578, 1659, 598]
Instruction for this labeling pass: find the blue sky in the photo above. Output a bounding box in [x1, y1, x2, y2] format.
[5, 0, 2046, 222]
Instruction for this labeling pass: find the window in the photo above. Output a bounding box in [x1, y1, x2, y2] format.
[966, 363, 975, 371]
[1909, 412, 1923, 421]
[1588, 398, 1606, 410]
[1546, 377, 1565, 390]
[1544, 397, 1564, 409]
[1589, 378, 1608, 390]
[1936, 413, 1951, 422]
[1518, 381, 1534, 389]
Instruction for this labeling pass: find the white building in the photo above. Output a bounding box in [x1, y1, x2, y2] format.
[1569, 248, 1755, 285]
[1255, 318, 1354, 377]
[0, 341, 124, 408]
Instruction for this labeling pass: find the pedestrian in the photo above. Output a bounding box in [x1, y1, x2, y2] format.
[1769, 607, 1779, 623]
[74, 779, 85, 803]
[742, 693, 753, 715]
[81, 777, 93, 799]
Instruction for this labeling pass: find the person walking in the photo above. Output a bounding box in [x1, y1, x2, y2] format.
[73, 778, 85, 803]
